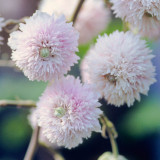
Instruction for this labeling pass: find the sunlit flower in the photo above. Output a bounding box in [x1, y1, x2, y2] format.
[8, 10, 79, 81]
[35, 75, 102, 149]
[111, 0, 160, 39]
[81, 31, 156, 107]
[39, 0, 110, 44]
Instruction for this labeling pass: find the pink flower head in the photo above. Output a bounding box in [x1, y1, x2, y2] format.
[28, 109, 58, 148]
[75, 0, 111, 44]
[81, 31, 156, 107]
[0, 17, 4, 45]
[8, 10, 79, 81]
[39, 0, 110, 44]
[35, 75, 102, 149]
[111, 0, 160, 39]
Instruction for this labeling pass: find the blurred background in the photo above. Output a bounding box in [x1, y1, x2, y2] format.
[0, 0, 160, 160]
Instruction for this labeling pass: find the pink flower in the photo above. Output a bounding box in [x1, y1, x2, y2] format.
[35, 75, 102, 149]
[28, 109, 58, 148]
[75, 0, 111, 44]
[39, 0, 110, 44]
[8, 10, 79, 81]
[0, 17, 4, 45]
[111, 0, 160, 39]
[81, 31, 156, 107]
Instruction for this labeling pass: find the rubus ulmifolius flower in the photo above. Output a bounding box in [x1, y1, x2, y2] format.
[81, 31, 156, 107]
[34, 75, 102, 149]
[8, 10, 79, 81]
[111, 0, 160, 39]
[39, 0, 111, 44]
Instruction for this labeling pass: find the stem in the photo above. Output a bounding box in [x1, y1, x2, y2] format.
[123, 21, 129, 32]
[108, 130, 118, 158]
[71, 0, 85, 25]
[4, 17, 28, 33]
[100, 114, 119, 158]
[0, 60, 17, 68]
[24, 126, 40, 160]
[104, 0, 112, 8]
[0, 100, 36, 108]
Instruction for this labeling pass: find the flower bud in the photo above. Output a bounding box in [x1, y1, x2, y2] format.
[54, 107, 66, 118]
[98, 152, 127, 160]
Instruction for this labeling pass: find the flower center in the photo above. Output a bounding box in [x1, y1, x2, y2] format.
[40, 47, 50, 58]
[104, 74, 117, 83]
[54, 107, 66, 118]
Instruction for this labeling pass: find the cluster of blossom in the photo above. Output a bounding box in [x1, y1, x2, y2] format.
[8, 10, 102, 149]
[0, 17, 4, 45]
[7, 0, 156, 151]
[39, 0, 111, 44]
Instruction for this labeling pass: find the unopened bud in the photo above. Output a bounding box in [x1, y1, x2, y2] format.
[98, 152, 127, 160]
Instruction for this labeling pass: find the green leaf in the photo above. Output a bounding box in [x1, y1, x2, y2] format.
[120, 98, 160, 138]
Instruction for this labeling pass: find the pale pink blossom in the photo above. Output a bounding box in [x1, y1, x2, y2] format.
[39, 0, 110, 44]
[35, 75, 102, 149]
[111, 0, 160, 39]
[8, 10, 79, 81]
[28, 109, 58, 147]
[0, 17, 4, 45]
[81, 31, 156, 107]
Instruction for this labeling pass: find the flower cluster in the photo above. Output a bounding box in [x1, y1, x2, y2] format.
[111, 0, 160, 39]
[8, 11, 79, 81]
[33, 76, 102, 149]
[81, 31, 156, 107]
[8, 10, 103, 149]
[39, 0, 110, 44]
[7, 0, 157, 154]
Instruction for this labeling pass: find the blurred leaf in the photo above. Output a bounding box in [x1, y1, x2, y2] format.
[0, 111, 31, 152]
[104, 18, 123, 34]
[120, 98, 160, 138]
[78, 45, 90, 59]
[0, 76, 47, 100]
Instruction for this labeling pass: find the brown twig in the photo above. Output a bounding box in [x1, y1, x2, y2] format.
[0, 60, 16, 68]
[0, 99, 36, 108]
[71, 0, 85, 25]
[24, 126, 40, 160]
[104, 0, 112, 8]
[100, 114, 118, 157]
[4, 17, 28, 33]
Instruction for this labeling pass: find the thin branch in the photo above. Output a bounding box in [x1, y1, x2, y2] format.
[24, 126, 40, 160]
[71, 0, 85, 25]
[0, 100, 36, 108]
[104, 0, 112, 8]
[0, 60, 16, 68]
[100, 114, 118, 157]
[4, 17, 28, 33]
